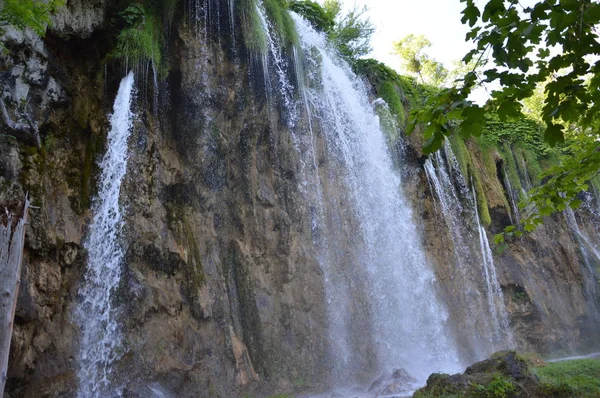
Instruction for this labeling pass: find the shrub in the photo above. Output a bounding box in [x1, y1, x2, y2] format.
[289, 0, 334, 32]
[107, 4, 161, 70]
[0, 0, 64, 37]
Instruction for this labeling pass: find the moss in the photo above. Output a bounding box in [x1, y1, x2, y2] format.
[240, 0, 268, 53]
[264, 0, 298, 48]
[521, 148, 543, 186]
[289, 0, 334, 32]
[80, 133, 99, 210]
[378, 80, 405, 127]
[473, 169, 492, 226]
[449, 134, 470, 182]
[533, 359, 600, 397]
[499, 143, 524, 196]
[374, 100, 400, 142]
[353, 58, 439, 108]
[240, 0, 298, 54]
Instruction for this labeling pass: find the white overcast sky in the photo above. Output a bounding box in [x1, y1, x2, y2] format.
[338, 0, 473, 72]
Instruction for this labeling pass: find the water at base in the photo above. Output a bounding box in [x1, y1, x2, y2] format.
[548, 352, 600, 363]
[74, 72, 136, 397]
[292, 13, 461, 386]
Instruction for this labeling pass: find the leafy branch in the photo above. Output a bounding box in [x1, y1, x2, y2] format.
[408, 0, 600, 239]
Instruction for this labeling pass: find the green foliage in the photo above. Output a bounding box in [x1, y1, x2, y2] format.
[393, 34, 448, 86]
[499, 144, 524, 197]
[240, 0, 268, 53]
[107, 4, 161, 69]
[449, 134, 471, 181]
[473, 163, 492, 226]
[378, 81, 405, 127]
[264, 0, 298, 48]
[513, 291, 526, 300]
[290, 0, 374, 63]
[240, 0, 297, 53]
[289, 0, 334, 32]
[326, 0, 374, 62]
[534, 359, 600, 397]
[482, 115, 550, 157]
[410, 0, 600, 239]
[0, 0, 64, 37]
[448, 134, 492, 226]
[475, 374, 517, 398]
[353, 58, 439, 108]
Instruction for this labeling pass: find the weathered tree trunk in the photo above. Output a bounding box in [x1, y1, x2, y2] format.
[0, 196, 30, 398]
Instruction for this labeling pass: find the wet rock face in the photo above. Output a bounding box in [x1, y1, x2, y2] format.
[368, 368, 419, 396]
[2, 1, 600, 397]
[402, 138, 600, 360]
[98, 17, 329, 398]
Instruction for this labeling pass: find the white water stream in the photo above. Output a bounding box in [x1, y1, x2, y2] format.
[74, 72, 135, 397]
[292, 13, 461, 384]
[424, 142, 513, 357]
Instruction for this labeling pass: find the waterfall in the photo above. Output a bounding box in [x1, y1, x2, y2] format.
[74, 72, 135, 397]
[472, 183, 514, 349]
[255, 1, 298, 129]
[424, 142, 513, 357]
[502, 166, 520, 225]
[565, 208, 600, 314]
[292, 13, 461, 384]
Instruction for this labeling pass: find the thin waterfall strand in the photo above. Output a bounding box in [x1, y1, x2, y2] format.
[74, 72, 135, 398]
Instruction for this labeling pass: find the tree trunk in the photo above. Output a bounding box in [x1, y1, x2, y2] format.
[0, 196, 30, 398]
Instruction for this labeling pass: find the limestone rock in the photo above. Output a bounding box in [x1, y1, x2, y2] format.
[50, 0, 105, 39]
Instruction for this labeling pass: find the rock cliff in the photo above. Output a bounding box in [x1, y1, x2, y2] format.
[1, 1, 599, 397]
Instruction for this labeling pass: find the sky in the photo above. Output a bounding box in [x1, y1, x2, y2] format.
[338, 0, 474, 73]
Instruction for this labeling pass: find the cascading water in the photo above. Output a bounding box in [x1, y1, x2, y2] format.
[255, 1, 298, 129]
[74, 72, 135, 397]
[292, 13, 461, 385]
[565, 208, 600, 314]
[424, 142, 513, 358]
[472, 183, 514, 349]
[502, 166, 520, 225]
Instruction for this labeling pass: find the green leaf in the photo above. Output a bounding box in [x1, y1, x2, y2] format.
[569, 199, 582, 209]
[543, 123, 564, 145]
[494, 233, 505, 244]
[497, 100, 522, 121]
[524, 223, 537, 232]
[482, 0, 505, 22]
[423, 133, 444, 154]
[461, 1, 481, 27]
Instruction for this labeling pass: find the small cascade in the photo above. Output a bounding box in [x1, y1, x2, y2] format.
[293, 13, 461, 384]
[255, 1, 298, 129]
[502, 166, 520, 225]
[565, 208, 600, 312]
[566, 208, 600, 265]
[472, 184, 514, 349]
[151, 61, 159, 122]
[425, 142, 513, 357]
[228, 0, 235, 43]
[74, 72, 136, 397]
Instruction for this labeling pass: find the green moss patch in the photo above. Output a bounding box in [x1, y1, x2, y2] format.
[534, 359, 600, 397]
